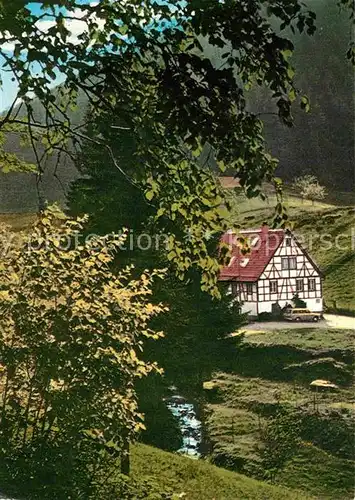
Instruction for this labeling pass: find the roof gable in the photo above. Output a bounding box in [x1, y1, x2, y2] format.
[291, 233, 323, 277]
[219, 227, 285, 282]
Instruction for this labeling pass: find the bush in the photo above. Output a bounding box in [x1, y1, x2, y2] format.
[292, 294, 307, 308]
[258, 405, 301, 482]
[299, 410, 354, 460]
[257, 312, 273, 321]
[0, 209, 167, 495]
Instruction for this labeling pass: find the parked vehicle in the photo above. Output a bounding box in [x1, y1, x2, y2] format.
[283, 308, 322, 322]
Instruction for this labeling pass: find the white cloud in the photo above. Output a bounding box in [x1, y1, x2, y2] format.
[1, 2, 184, 58]
[34, 8, 106, 46]
[1, 2, 185, 55]
[0, 7, 106, 54]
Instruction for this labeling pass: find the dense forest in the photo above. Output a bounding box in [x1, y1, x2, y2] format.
[1, 0, 353, 212]
[262, 0, 354, 190]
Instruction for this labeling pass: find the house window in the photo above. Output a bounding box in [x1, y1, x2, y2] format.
[246, 283, 253, 295]
[308, 278, 316, 291]
[281, 257, 297, 270]
[270, 281, 278, 294]
[296, 279, 304, 292]
[285, 237, 291, 246]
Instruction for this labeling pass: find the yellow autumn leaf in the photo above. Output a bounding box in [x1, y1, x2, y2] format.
[0, 290, 11, 301]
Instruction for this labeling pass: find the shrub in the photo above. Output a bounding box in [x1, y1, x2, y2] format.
[292, 293, 307, 308]
[299, 410, 354, 460]
[259, 405, 301, 482]
[257, 312, 273, 321]
[0, 208, 166, 496]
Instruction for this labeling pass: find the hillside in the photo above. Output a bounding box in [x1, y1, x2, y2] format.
[0, 441, 313, 499]
[1, 185, 354, 314]
[228, 188, 355, 314]
[248, 0, 354, 190]
[203, 327, 354, 499]
[0, 87, 87, 212]
[199, 0, 354, 190]
[130, 443, 313, 499]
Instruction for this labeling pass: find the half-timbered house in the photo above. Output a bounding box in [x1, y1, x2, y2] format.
[219, 226, 323, 317]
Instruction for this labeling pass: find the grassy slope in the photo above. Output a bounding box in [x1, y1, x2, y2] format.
[245, 327, 355, 351]
[204, 327, 354, 499]
[131, 443, 313, 500]
[293, 206, 355, 314]
[279, 444, 354, 500]
[228, 188, 355, 313]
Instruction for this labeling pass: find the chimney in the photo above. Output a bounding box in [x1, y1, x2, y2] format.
[261, 224, 269, 237]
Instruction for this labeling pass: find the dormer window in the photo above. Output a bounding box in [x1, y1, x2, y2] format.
[228, 256, 236, 267]
[285, 237, 291, 246]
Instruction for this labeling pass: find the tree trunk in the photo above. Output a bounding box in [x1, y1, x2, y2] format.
[121, 435, 130, 475]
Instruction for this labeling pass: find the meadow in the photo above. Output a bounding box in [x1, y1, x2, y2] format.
[131, 443, 314, 500]
[203, 327, 354, 499]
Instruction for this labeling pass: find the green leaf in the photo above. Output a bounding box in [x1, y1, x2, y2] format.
[300, 95, 310, 113]
[288, 88, 296, 102]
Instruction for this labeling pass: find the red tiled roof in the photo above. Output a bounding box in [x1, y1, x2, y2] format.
[219, 227, 285, 282]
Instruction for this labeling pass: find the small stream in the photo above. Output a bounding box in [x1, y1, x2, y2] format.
[164, 386, 202, 458]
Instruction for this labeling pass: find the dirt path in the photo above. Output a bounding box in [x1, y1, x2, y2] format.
[323, 314, 355, 329]
[244, 314, 354, 333]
